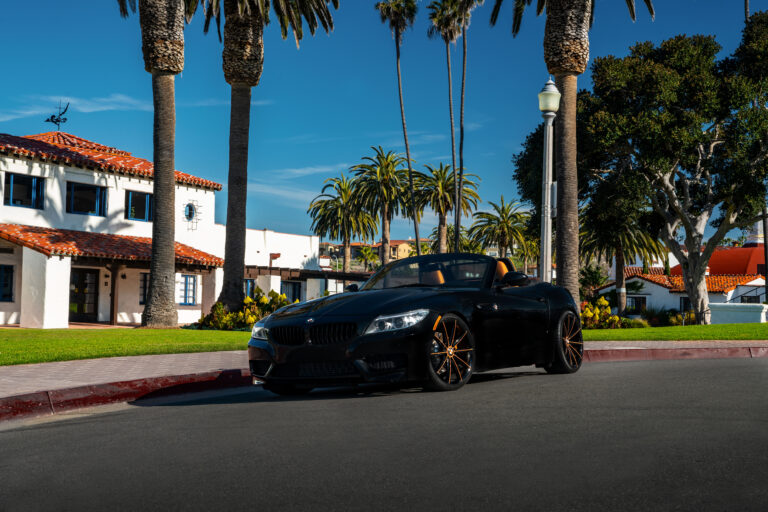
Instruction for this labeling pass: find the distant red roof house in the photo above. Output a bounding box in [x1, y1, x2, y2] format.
[0, 223, 223, 267]
[0, 132, 222, 191]
[670, 245, 766, 276]
[606, 273, 763, 294]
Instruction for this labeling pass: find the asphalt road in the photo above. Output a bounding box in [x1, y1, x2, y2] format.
[1, 359, 768, 511]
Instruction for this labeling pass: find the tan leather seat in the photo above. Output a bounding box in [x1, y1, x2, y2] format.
[422, 269, 445, 285]
[495, 260, 509, 282]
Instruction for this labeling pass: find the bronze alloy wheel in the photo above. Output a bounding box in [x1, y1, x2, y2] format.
[425, 313, 475, 391]
[547, 310, 583, 374]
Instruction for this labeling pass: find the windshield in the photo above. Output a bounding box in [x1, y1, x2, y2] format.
[361, 254, 495, 291]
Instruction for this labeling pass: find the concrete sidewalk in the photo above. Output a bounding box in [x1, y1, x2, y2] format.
[2, 341, 768, 422]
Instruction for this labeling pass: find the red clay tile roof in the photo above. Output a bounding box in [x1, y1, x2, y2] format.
[605, 273, 763, 294]
[623, 266, 666, 278]
[670, 245, 766, 275]
[0, 223, 223, 267]
[0, 132, 222, 191]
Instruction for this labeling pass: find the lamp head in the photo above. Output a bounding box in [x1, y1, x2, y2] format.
[538, 78, 561, 113]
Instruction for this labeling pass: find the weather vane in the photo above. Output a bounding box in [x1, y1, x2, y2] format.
[44, 100, 69, 131]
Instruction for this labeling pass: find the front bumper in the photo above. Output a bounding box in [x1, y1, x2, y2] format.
[248, 326, 431, 386]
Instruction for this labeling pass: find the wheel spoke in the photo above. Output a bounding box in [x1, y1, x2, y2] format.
[566, 344, 582, 362]
[447, 357, 453, 383]
[454, 353, 471, 369]
[435, 355, 448, 374]
[432, 351, 448, 356]
[434, 333, 448, 350]
[453, 331, 467, 348]
[452, 348, 473, 353]
[451, 358, 463, 381]
[451, 319, 457, 346]
[569, 326, 581, 339]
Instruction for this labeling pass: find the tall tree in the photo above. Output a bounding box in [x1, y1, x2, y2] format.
[490, 0, 655, 302]
[356, 245, 379, 271]
[375, 0, 422, 255]
[203, 0, 338, 311]
[308, 175, 377, 273]
[416, 163, 479, 253]
[468, 196, 527, 258]
[352, 146, 407, 265]
[428, 0, 461, 246]
[453, 0, 483, 252]
[586, 29, 768, 323]
[118, 0, 200, 327]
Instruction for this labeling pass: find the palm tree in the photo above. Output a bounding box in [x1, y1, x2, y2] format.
[409, 241, 433, 257]
[468, 196, 527, 258]
[490, 0, 655, 302]
[580, 210, 666, 316]
[428, 0, 462, 234]
[415, 163, 479, 253]
[375, 0, 422, 255]
[352, 146, 407, 265]
[516, 230, 539, 275]
[308, 175, 377, 273]
[118, 0, 200, 327]
[201, 0, 338, 311]
[453, 0, 483, 253]
[431, 224, 481, 254]
[356, 245, 379, 271]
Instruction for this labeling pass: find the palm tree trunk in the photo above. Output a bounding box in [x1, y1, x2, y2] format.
[554, 73, 580, 303]
[445, 40, 458, 252]
[455, 26, 468, 253]
[394, 28, 421, 256]
[142, 71, 178, 327]
[218, 83, 251, 311]
[438, 213, 447, 253]
[343, 236, 351, 273]
[381, 203, 390, 264]
[615, 244, 626, 315]
[524, 255, 528, 275]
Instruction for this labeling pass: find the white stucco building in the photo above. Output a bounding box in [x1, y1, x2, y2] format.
[0, 131, 366, 328]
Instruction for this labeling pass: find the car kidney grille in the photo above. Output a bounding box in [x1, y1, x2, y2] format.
[269, 326, 305, 346]
[309, 323, 357, 345]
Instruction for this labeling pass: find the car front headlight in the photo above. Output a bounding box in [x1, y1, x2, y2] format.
[364, 309, 430, 335]
[251, 318, 269, 340]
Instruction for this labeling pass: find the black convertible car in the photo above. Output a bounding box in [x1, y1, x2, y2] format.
[248, 253, 583, 395]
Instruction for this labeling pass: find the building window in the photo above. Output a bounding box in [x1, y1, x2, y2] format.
[3, 173, 45, 210]
[243, 279, 256, 299]
[66, 182, 107, 216]
[125, 190, 153, 222]
[680, 297, 692, 312]
[184, 203, 197, 221]
[0, 265, 13, 302]
[625, 296, 646, 314]
[139, 273, 150, 305]
[741, 295, 761, 304]
[281, 280, 302, 303]
[179, 274, 197, 306]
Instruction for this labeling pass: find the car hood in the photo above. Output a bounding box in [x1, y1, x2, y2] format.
[267, 288, 448, 322]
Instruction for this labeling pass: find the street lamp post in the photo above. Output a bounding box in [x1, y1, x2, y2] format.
[538, 78, 561, 283]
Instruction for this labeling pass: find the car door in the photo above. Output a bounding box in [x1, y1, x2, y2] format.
[476, 284, 549, 367]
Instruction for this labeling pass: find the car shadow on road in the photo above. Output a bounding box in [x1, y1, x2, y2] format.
[130, 369, 546, 408]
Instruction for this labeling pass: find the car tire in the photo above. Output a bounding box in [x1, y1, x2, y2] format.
[424, 313, 475, 391]
[263, 382, 314, 396]
[546, 310, 583, 374]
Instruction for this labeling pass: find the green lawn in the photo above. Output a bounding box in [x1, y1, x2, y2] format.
[583, 323, 768, 341]
[0, 328, 249, 366]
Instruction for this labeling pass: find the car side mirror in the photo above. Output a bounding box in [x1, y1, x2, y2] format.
[500, 271, 528, 288]
[345, 284, 359, 293]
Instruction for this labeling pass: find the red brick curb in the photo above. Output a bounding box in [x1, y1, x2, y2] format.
[0, 368, 250, 423]
[584, 347, 768, 363]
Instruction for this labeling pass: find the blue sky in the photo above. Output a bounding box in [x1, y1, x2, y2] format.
[1, 1, 764, 240]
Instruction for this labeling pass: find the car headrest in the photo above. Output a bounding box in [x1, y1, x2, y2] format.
[495, 260, 509, 281]
[422, 269, 445, 285]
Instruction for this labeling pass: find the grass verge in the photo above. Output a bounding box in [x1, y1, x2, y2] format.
[583, 323, 768, 341]
[0, 328, 248, 366]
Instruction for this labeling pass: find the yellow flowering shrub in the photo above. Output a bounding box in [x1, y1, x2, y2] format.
[196, 286, 293, 331]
